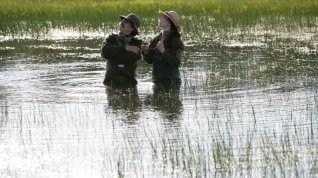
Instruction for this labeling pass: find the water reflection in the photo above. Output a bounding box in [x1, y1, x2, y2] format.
[144, 82, 183, 120]
[105, 85, 141, 121]
[0, 18, 317, 177]
[0, 86, 9, 136]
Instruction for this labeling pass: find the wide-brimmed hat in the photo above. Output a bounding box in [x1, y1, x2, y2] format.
[120, 13, 141, 31]
[159, 11, 182, 32]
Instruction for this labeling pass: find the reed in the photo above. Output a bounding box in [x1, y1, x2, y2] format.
[1, 0, 318, 33]
[1, 82, 317, 177]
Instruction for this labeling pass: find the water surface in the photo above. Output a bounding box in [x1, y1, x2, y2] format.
[0, 17, 318, 177]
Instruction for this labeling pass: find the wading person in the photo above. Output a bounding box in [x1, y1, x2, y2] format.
[141, 11, 184, 91]
[101, 13, 142, 87]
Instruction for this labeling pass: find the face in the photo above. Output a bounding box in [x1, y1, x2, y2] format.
[119, 19, 133, 35]
[159, 16, 171, 30]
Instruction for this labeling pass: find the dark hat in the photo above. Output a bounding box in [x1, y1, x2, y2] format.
[120, 13, 141, 31]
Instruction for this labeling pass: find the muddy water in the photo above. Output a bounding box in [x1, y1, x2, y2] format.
[0, 21, 317, 177]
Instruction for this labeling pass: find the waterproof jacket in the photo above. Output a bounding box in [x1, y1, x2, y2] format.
[143, 32, 183, 83]
[101, 34, 142, 86]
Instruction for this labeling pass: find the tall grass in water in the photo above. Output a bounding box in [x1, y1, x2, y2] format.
[1, 0, 318, 33]
[114, 117, 318, 177]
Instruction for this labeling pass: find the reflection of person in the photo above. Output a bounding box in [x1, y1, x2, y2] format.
[141, 11, 184, 90]
[105, 86, 141, 120]
[144, 82, 182, 120]
[101, 13, 142, 87]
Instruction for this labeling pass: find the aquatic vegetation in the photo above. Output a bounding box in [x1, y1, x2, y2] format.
[1, 0, 318, 34]
[0, 0, 317, 177]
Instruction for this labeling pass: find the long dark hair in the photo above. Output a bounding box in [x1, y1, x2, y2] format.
[164, 18, 184, 50]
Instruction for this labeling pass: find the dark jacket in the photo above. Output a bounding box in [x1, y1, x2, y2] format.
[143, 32, 184, 83]
[101, 34, 142, 86]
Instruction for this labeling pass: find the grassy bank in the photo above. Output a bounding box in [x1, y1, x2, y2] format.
[1, 0, 318, 33]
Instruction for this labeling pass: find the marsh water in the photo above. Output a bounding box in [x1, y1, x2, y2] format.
[0, 17, 318, 177]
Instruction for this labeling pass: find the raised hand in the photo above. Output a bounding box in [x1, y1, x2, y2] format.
[155, 40, 165, 53]
[125, 45, 140, 54]
[141, 44, 149, 55]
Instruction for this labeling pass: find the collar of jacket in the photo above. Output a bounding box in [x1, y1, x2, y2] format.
[116, 34, 133, 45]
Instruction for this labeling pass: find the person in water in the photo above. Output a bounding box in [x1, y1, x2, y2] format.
[101, 13, 142, 87]
[141, 11, 184, 89]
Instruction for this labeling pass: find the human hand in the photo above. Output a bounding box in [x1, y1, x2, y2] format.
[141, 44, 149, 51]
[141, 44, 149, 54]
[125, 45, 140, 54]
[155, 40, 165, 53]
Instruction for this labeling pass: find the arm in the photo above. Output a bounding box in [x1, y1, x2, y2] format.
[161, 49, 183, 68]
[157, 37, 184, 68]
[115, 51, 141, 65]
[115, 38, 142, 65]
[101, 35, 126, 59]
[142, 37, 159, 64]
[143, 49, 155, 64]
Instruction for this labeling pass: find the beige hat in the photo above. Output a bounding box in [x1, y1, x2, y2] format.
[159, 11, 182, 33]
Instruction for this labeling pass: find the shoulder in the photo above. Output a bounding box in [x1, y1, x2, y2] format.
[109, 33, 118, 38]
[105, 34, 119, 42]
[107, 34, 118, 40]
[105, 34, 122, 45]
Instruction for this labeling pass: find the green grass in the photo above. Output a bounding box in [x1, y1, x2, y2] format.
[1, 0, 318, 33]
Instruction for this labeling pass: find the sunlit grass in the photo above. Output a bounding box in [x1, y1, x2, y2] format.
[1, 0, 317, 33]
[111, 112, 318, 177]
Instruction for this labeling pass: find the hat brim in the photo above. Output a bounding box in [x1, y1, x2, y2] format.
[159, 11, 181, 33]
[119, 16, 138, 30]
[120, 16, 126, 20]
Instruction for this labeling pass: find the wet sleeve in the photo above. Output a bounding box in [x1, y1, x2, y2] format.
[116, 39, 142, 64]
[116, 50, 141, 65]
[143, 49, 155, 64]
[101, 36, 126, 59]
[161, 49, 183, 68]
[142, 38, 157, 64]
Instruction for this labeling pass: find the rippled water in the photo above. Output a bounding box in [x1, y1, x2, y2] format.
[0, 18, 318, 177]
